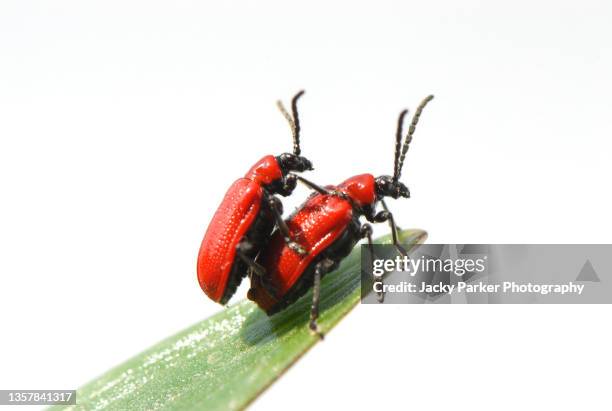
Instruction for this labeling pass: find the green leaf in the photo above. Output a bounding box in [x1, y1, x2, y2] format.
[52, 229, 426, 411]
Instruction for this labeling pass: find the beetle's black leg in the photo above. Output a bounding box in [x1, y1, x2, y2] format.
[381, 198, 402, 232]
[263, 191, 307, 255]
[360, 223, 375, 267]
[386, 212, 407, 257]
[236, 242, 279, 299]
[236, 242, 266, 277]
[310, 258, 335, 339]
[365, 204, 407, 257]
[370, 209, 408, 258]
[360, 223, 384, 303]
[294, 175, 332, 195]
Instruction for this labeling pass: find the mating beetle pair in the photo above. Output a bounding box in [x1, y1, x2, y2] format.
[197, 91, 434, 336]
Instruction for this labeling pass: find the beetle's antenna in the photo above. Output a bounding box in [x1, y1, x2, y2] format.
[291, 90, 305, 156]
[276, 90, 305, 156]
[276, 100, 294, 144]
[393, 109, 409, 181]
[396, 95, 434, 181]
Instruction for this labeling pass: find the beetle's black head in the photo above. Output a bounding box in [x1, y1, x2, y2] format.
[375, 175, 410, 200]
[276, 152, 313, 175]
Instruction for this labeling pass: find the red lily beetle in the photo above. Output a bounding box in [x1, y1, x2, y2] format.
[247, 95, 434, 336]
[197, 91, 313, 304]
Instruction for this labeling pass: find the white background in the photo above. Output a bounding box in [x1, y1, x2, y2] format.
[1, 1, 611, 410]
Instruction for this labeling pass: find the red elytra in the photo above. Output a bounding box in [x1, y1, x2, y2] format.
[197, 155, 280, 303]
[247, 95, 434, 337]
[196, 91, 312, 305]
[247, 174, 375, 313]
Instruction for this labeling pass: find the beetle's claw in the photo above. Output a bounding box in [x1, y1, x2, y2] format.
[309, 321, 325, 340]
